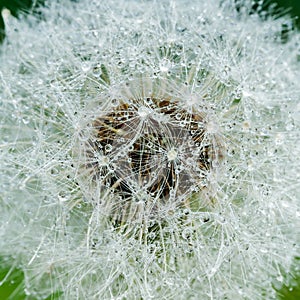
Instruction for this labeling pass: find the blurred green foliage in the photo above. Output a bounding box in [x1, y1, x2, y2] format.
[0, 262, 25, 300]
[0, 261, 62, 300]
[0, 0, 44, 42]
[0, 0, 41, 17]
[0, 0, 299, 299]
[273, 0, 300, 27]
[276, 257, 300, 300]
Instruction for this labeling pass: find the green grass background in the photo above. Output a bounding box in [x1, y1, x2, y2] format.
[0, 0, 299, 299]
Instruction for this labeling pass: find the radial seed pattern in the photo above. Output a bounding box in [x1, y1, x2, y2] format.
[80, 79, 224, 226]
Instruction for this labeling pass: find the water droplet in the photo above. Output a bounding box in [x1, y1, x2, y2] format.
[111, 99, 119, 107]
[92, 65, 102, 77]
[175, 113, 182, 120]
[22, 116, 30, 124]
[81, 62, 90, 72]
[286, 122, 294, 131]
[50, 167, 59, 176]
[105, 144, 113, 152]
[275, 133, 284, 145]
[138, 106, 151, 118]
[167, 148, 178, 161]
[58, 191, 69, 202]
[182, 228, 192, 240]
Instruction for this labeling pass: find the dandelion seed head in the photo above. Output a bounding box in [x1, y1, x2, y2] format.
[0, 0, 299, 299]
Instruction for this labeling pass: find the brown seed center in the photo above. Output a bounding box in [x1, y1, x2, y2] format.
[83, 97, 223, 223]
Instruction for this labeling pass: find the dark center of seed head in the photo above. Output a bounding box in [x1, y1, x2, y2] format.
[84, 97, 223, 223]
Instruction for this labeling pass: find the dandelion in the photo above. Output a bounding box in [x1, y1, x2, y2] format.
[0, 0, 299, 299]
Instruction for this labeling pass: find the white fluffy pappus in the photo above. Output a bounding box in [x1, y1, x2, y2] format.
[0, 0, 299, 299]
